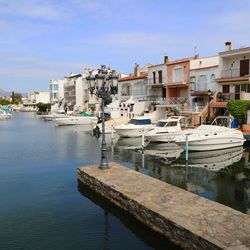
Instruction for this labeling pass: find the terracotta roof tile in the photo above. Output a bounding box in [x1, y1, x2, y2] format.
[118, 72, 148, 82]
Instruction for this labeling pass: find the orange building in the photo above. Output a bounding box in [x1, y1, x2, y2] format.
[166, 57, 194, 105]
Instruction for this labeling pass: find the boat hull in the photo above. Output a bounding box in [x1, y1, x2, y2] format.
[54, 116, 98, 126]
[177, 137, 245, 151]
[114, 125, 154, 138]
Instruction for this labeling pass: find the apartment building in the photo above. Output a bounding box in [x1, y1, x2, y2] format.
[190, 56, 219, 108]
[49, 79, 65, 103]
[147, 56, 167, 103]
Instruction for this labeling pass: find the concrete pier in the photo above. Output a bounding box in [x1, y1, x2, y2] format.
[77, 163, 250, 250]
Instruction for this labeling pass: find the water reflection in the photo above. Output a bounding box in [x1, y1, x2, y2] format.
[175, 146, 244, 171]
[77, 181, 181, 250]
[112, 136, 250, 214]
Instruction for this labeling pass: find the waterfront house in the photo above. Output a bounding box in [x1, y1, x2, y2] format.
[166, 57, 194, 106]
[64, 73, 84, 110]
[118, 63, 150, 103]
[215, 42, 250, 109]
[190, 56, 219, 107]
[147, 56, 167, 104]
[49, 79, 65, 104]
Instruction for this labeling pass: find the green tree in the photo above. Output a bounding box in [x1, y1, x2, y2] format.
[36, 102, 51, 112]
[227, 100, 250, 125]
[11, 92, 23, 104]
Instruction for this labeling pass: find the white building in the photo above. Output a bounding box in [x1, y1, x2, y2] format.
[216, 42, 250, 101]
[27, 91, 50, 104]
[190, 56, 219, 107]
[147, 57, 167, 103]
[118, 64, 150, 103]
[49, 79, 65, 103]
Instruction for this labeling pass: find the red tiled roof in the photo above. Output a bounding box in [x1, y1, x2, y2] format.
[118, 72, 148, 82]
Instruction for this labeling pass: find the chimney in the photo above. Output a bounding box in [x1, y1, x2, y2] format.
[134, 63, 140, 77]
[225, 41, 232, 51]
[164, 55, 169, 64]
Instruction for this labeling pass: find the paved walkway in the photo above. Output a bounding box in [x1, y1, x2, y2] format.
[78, 163, 250, 249]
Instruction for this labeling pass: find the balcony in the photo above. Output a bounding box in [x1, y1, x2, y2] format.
[145, 96, 166, 103]
[219, 68, 250, 81]
[168, 74, 189, 86]
[166, 97, 188, 105]
[147, 78, 167, 87]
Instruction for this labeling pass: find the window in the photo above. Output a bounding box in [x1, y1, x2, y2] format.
[210, 74, 215, 82]
[153, 72, 156, 83]
[173, 67, 183, 83]
[247, 84, 250, 93]
[197, 75, 207, 91]
[53, 84, 59, 91]
[241, 84, 246, 92]
[158, 70, 162, 83]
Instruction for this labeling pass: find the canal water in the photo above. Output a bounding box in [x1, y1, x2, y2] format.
[0, 113, 249, 249]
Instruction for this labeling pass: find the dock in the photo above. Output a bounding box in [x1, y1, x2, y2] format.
[77, 163, 250, 250]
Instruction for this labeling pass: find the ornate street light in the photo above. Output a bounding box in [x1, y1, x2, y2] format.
[86, 65, 118, 169]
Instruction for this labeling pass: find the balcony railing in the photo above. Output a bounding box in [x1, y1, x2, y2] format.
[145, 96, 166, 103]
[221, 68, 250, 78]
[147, 78, 167, 86]
[166, 97, 188, 105]
[168, 74, 189, 85]
[216, 93, 235, 102]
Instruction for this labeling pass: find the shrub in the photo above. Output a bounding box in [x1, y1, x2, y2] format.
[36, 102, 51, 112]
[227, 100, 250, 125]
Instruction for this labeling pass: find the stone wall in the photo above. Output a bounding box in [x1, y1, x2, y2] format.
[78, 163, 250, 250]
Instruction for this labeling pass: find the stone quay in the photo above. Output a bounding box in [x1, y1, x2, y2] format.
[77, 163, 250, 250]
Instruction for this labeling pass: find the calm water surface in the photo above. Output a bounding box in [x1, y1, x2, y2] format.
[1, 113, 249, 249]
[0, 113, 179, 250]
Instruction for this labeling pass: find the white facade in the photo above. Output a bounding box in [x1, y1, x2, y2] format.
[190, 56, 220, 93]
[118, 64, 149, 103]
[147, 63, 167, 103]
[190, 56, 220, 107]
[27, 91, 50, 104]
[49, 79, 65, 103]
[217, 45, 250, 101]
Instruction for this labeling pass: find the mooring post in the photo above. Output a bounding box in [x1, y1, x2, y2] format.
[141, 130, 145, 153]
[91, 119, 94, 136]
[185, 134, 188, 161]
[111, 125, 114, 141]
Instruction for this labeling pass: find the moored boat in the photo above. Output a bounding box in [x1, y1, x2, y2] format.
[175, 125, 245, 151]
[145, 116, 187, 143]
[54, 114, 98, 127]
[114, 117, 154, 138]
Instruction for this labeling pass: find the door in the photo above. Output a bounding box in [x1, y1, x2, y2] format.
[222, 85, 230, 100]
[222, 85, 229, 93]
[235, 85, 240, 100]
[240, 59, 249, 76]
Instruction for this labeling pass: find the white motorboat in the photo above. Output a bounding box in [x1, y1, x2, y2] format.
[175, 125, 245, 151]
[54, 115, 98, 127]
[0, 110, 12, 119]
[145, 116, 187, 143]
[42, 112, 68, 121]
[114, 117, 154, 138]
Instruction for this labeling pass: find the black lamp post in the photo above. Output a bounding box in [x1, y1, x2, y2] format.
[86, 65, 118, 169]
[207, 89, 212, 121]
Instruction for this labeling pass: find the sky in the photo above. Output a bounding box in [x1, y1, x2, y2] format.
[1, 0, 250, 92]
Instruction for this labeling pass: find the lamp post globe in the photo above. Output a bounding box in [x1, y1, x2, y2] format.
[87, 66, 118, 169]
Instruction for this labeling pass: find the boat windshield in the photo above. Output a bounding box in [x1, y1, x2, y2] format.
[156, 121, 178, 127]
[128, 119, 151, 125]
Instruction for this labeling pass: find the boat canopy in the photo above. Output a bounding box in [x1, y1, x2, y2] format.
[129, 118, 151, 125]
